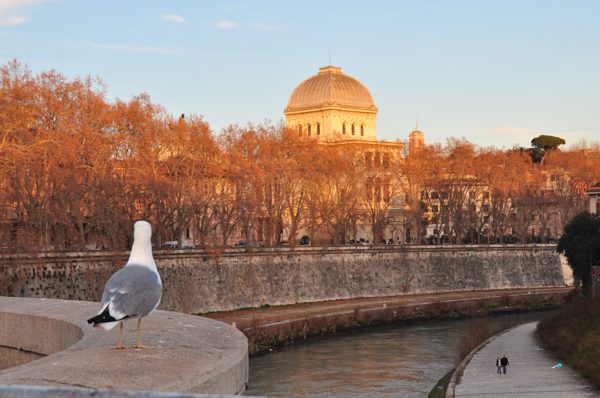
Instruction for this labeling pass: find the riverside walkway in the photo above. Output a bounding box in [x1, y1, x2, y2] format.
[206, 287, 572, 354]
[206, 287, 571, 332]
[449, 322, 599, 397]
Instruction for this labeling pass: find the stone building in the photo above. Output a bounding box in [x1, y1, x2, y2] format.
[285, 65, 378, 141]
[284, 65, 413, 244]
[587, 185, 600, 215]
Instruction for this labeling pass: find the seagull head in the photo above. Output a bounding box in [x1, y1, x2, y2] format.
[134, 220, 153, 243]
[127, 220, 156, 269]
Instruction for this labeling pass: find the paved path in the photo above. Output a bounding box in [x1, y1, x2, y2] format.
[451, 322, 599, 397]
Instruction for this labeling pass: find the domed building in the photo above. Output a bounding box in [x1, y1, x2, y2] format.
[284, 65, 422, 245]
[285, 65, 379, 141]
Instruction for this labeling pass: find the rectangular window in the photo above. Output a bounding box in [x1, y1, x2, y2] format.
[365, 178, 373, 201]
[431, 192, 439, 199]
[432, 205, 439, 213]
[365, 153, 373, 168]
[383, 153, 390, 169]
[375, 184, 381, 203]
[383, 180, 391, 203]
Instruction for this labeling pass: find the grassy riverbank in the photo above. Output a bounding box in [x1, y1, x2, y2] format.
[429, 370, 453, 398]
[537, 297, 600, 388]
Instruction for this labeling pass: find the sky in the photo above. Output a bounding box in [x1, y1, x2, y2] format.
[1, 0, 599, 149]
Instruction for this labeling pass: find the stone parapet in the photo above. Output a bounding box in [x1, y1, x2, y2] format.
[0, 297, 248, 395]
[0, 385, 260, 398]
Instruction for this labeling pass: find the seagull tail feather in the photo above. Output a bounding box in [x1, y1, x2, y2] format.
[87, 306, 130, 328]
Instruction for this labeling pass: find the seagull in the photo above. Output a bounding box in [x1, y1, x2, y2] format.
[87, 220, 162, 349]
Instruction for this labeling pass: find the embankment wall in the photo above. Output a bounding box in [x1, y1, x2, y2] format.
[0, 245, 565, 314]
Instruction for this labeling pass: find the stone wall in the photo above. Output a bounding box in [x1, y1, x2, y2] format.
[0, 245, 565, 314]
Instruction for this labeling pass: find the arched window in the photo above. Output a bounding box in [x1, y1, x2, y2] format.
[317, 123, 320, 135]
[361, 125, 364, 136]
[342, 123, 346, 134]
[307, 124, 311, 136]
[352, 124, 355, 135]
[298, 125, 302, 136]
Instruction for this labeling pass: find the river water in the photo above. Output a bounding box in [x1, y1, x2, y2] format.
[245, 311, 550, 397]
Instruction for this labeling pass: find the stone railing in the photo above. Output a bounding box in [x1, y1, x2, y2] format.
[0, 297, 248, 395]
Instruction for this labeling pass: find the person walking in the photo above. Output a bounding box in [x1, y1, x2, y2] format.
[496, 356, 502, 374]
[500, 354, 509, 374]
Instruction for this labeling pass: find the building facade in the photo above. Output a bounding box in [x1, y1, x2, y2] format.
[284, 65, 414, 244]
[587, 185, 600, 215]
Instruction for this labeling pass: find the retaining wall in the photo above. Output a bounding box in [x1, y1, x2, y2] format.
[0, 245, 565, 314]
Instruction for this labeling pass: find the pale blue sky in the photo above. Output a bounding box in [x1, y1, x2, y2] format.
[1, 0, 599, 148]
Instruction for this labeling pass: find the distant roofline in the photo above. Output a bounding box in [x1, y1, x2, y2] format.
[587, 186, 600, 194]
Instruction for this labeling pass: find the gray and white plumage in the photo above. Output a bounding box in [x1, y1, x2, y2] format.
[87, 220, 162, 331]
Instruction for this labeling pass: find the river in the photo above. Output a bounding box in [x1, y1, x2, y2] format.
[245, 311, 551, 397]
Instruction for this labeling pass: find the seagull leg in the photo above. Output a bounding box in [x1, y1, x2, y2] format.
[133, 317, 150, 349]
[115, 321, 126, 349]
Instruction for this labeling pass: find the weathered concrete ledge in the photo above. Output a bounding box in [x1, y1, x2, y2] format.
[0, 384, 263, 398]
[0, 297, 248, 395]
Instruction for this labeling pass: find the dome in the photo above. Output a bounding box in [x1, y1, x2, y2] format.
[285, 66, 377, 112]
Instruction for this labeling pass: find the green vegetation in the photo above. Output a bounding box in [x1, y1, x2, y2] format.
[556, 212, 600, 292]
[529, 134, 566, 164]
[428, 370, 453, 398]
[538, 298, 600, 388]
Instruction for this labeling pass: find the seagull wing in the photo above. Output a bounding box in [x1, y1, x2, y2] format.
[97, 265, 162, 322]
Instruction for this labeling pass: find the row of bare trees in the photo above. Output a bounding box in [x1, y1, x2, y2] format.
[1, 61, 598, 251]
[408, 138, 596, 244]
